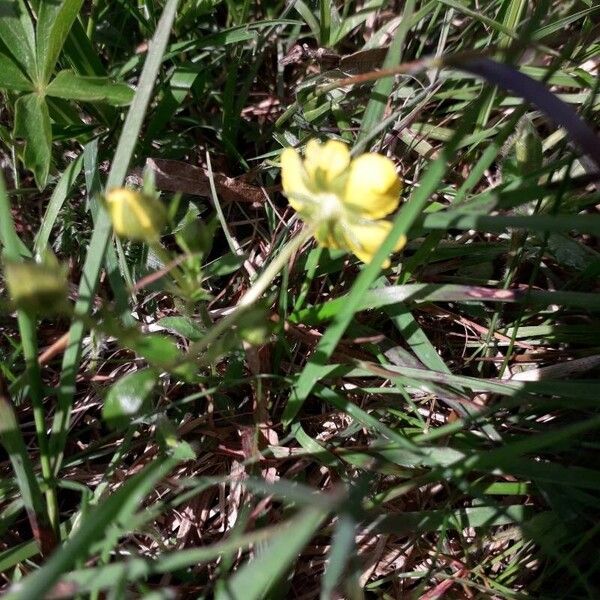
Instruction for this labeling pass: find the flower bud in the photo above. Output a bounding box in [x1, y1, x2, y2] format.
[514, 119, 542, 176]
[105, 188, 167, 242]
[236, 304, 273, 346]
[3, 255, 68, 314]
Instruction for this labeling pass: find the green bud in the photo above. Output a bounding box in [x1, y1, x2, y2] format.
[238, 321, 272, 345]
[236, 304, 273, 346]
[3, 254, 68, 314]
[514, 119, 543, 176]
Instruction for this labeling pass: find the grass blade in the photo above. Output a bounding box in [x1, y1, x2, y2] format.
[48, 0, 182, 473]
[320, 514, 356, 599]
[291, 283, 600, 324]
[451, 56, 600, 170]
[215, 507, 326, 600]
[0, 376, 55, 556]
[373, 504, 531, 535]
[46, 522, 309, 597]
[2, 452, 186, 600]
[357, 0, 414, 144]
[34, 153, 84, 254]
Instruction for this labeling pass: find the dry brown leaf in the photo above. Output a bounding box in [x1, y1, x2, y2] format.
[146, 158, 265, 204]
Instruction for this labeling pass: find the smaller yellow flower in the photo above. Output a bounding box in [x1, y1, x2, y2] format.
[105, 188, 167, 242]
[280, 139, 406, 267]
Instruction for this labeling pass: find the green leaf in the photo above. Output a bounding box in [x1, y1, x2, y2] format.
[35, 0, 84, 84]
[0, 172, 31, 260]
[102, 369, 157, 430]
[0, 388, 53, 555]
[373, 505, 531, 535]
[419, 212, 600, 236]
[108, 325, 196, 381]
[120, 331, 182, 368]
[46, 70, 134, 106]
[0, 50, 33, 92]
[13, 94, 52, 189]
[332, 0, 385, 44]
[204, 252, 245, 277]
[47, 522, 305, 597]
[215, 507, 326, 600]
[61, 18, 106, 76]
[290, 283, 600, 325]
[291, 1, 320, 39]
[156, 316, 205, 342]
[450, 57, 600, 172]
[321, 515, 356, 598]
[546, 233, 600, 272]
[0, 0, 36, 77]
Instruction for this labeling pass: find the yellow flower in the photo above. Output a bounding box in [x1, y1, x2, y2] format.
[105, 188, 167, 242]
[280, 139, 406, 267]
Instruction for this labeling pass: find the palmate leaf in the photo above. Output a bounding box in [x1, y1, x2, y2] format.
[0, 0, 36, 77]
[35, 0, 85, 84]
[46, 70, 134, 105]
[13, 93, 52, 189]
[3, 1, 130, 188]
[0, 49, 33, 92]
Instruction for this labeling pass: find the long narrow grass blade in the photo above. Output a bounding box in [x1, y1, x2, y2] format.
[450, 56, 600, 170]
[3, 453, 185, 600]
[34, 154, 84, 253]
[48, 0, 182, 473]
[0, 376, 55, 556]
[215, 507, 326, 600]
[357, 0, 414, 143]
[290, 283, 600, 324]
[45, 522, 309, 598]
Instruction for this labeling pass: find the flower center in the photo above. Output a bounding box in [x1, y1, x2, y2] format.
[318, 192, 344, 223]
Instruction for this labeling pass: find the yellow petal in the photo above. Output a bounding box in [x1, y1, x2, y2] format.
[343, 153, 402, 219]
[343, 220, 406, 266]
[281, 147, 310, 212]
[304, 139, 351, 189]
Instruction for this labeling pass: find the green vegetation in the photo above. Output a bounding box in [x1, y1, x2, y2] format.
[1, 0, 599, 597]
